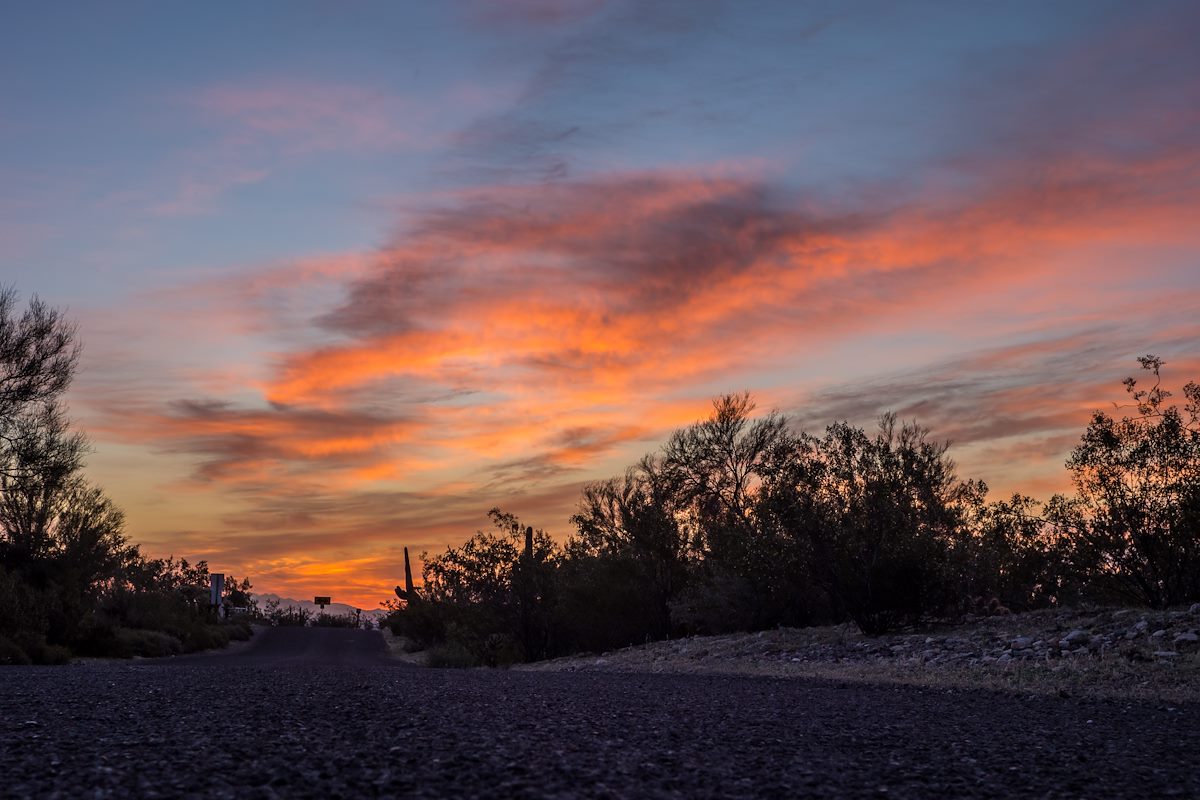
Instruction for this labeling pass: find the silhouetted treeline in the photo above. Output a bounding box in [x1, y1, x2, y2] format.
[386, 356, 1200, 665]
[0, 287, 253, 663]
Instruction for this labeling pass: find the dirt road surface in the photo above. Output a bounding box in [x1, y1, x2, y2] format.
[2, 627, 1196, 798]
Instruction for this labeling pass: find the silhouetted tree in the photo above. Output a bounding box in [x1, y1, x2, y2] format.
[662, 393, 793, 631]
[410, 509, 557, 664]
[568, 456, 687, 642]
[1054, 356, 1200, 607]
[0, 403, 89, 567]
[763, 415, 976, 634]
[953, 493, 1079, 613]
[0, 287, 79, 442]
[0, 288, 254, 661]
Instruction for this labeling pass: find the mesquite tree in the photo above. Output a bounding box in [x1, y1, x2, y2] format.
[1056, 356, 1200, 607]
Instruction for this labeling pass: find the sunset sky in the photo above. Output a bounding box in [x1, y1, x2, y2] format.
[3, 1, 1198, 608]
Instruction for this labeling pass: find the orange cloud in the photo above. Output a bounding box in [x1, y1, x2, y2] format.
[73, 52, 1200, 606]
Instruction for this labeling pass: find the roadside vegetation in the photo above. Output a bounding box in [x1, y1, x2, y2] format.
[0, 287, 255, 663]
[385, 356, 1200, 668]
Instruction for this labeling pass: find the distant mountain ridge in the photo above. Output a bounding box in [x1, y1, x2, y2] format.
[254, 593, 385, 619]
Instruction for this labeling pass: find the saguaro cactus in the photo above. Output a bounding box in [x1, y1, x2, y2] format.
[394, 546, 416, 601]
[517, 526, 541, 660]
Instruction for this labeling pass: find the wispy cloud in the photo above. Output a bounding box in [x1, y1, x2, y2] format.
[191, 81, 430, 154]
[47, 1, 1200, 607]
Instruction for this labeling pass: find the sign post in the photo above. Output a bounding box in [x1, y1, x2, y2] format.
[314, 596, 331, 611]
[210, 573, 225, 618]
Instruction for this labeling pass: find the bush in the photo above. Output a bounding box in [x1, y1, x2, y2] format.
[181, 624, 230, 652]
[0, 636, 31, 665]
[425, 640, 478, 668]
[1057, 356, 1200, 607]
[384, 598, 446, 647]
[225, 620, 254, 640]
[669, 569, 761, 635]
[554, 552, 673, 651]
[8, 632, 72, 664]
[115, 628, 183, 658]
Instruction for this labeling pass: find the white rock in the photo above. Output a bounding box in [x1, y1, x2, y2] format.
[1153, 651, 1179, 658]
[1172, 632, 1198, 645]
[1011, 636, 1033, 650]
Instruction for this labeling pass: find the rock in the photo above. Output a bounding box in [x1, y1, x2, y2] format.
[1132, 620, 1149, 632]
[1153, 651, 1179, 658]
[1172, 632, 1198, 646]
[1087, 635, 1105, 651]
[1011, 636, 1033, 650]
[1059, 629, 1089, 648]
[1151, 630, 1167, 639]
[1189, 603, 1200, 614]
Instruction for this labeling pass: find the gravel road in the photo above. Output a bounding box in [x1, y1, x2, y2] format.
[2, 627, 1196, 798]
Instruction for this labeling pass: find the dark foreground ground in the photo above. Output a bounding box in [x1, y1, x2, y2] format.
[1, 628, 1196, 798]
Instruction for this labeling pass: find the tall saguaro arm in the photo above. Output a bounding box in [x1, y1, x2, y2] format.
[394, 546, 417, 601]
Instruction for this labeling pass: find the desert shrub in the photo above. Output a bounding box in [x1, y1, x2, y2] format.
[1054, 356, 1200, 608]
[312, 612, 359, 628]
[668, 567, 761, 635]
[759, 416, 974, 634]
[225, 620, 253, 640]
[425, 640, 479, 669]
[114, 628, 182, 658]
[554, 550, 674, 651]
[384, 598, 447, 648]
[569, 460, 689, 644]
[408, 510, 558, 663]
[180, 624, 230, 653]
[952, 494, 1084, 612]
[262, 599, 312, 627]
[0, 636, 32, 665]
[10, 631, 73, 664]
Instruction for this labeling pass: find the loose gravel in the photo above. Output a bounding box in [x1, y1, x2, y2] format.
[1, 627, 1197, 798]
